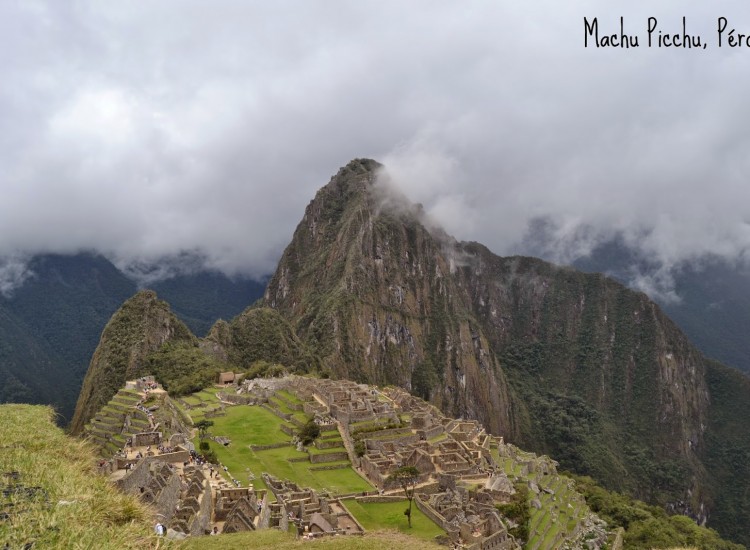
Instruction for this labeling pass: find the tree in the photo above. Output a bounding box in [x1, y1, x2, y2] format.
[195, 419, 214, 440]
[388, 465, 420, 528]
[298, 419, 321, 446]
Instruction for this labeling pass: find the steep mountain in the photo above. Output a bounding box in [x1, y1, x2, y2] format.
[0, 254, 135, 420]
[262, 159, 515, 436]
[0, 305, 57, 405]
[0, 253, 265, 421]
[69, 290, 195, 434]
[252, 158, 749, 544]
[150, 271, 266, 337]
[572, 240, 750, 374]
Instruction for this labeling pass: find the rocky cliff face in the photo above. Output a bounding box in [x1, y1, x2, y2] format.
[263, 159, 516, 436]
[259, 159, 741, 532]
[451, 244, 710, 504]
[69, 290, 195, 434]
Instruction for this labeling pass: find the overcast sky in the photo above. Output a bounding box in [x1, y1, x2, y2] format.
[2, 1, 750, 298]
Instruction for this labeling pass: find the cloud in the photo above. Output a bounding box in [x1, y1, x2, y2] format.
[0, 255, 34, 298]
[1, 1, 749, 299]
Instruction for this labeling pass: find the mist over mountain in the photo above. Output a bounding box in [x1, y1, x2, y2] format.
[0, 253, 264, 421]
[563, 238, 750, 375]
[2, 3, 750, 306]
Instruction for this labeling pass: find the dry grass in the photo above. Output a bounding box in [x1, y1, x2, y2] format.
[0, 404, 161, 549]
[179, 528, 443, 549]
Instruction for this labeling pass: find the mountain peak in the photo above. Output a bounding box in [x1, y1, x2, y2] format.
[69, 290, 195, 434]
[312, 158, 383, 213]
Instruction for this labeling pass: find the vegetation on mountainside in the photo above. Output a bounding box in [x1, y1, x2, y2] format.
[215, 307, 319, 373]
[502, 344, 686, 504]
[0, 405, 156, 549]
[148, 271, 266, 337]
[462, 254, 710, 510]
[0, 254, 136, 420]
[570, 474, 743, 550]
[495, 482, 530, 542]
[146, 341, 228, 396]
[238, 359, 290, 381]
[573, 239, 750, 375]
[70, 290, 196, 434]
[701, 360, 750, 546]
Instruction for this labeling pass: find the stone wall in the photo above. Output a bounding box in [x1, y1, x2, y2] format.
[415, 494, 451, 532]
[365, 433, 420, 450]
[219, 393, 257, 405]
[250, 442, 290, 451]
[419, 425, 445, 440]
[315, 438, 344, 449]
[155, 470, 181, 523]
[115, 458, 182, 523]
[309, 451, 349, 464]
[261, 403, 291, 421]
[280, 423, 295, 436]
[115, 458, 151, 493]
[309, 463, 351, 472]
[258, 497, 272, 529]
[356, 495, 406, 503]
[133, 432, 161, 446]
[192, 479, 213, 535]
[155, 449, 190, 463]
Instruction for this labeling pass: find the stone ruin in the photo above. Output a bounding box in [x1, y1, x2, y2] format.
[169, 466, 213, 536]
[94, 374, 604, 546]
[214, 486, 259, 533]
[262, 473, 364, 538]
[414, 474, 520, 549]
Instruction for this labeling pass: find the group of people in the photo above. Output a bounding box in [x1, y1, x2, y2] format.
[155, 523, 220, 537]
[136, 403, 155, 418]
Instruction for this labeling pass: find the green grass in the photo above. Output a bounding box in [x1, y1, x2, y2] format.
[194, 404, 371, 494]
[277, 390, 303, 405]
[343, 499, 445, 542]
[427, 433, 447, 444]
[181, 395, 203, 406]
[0, 405, 157, 549]
[213, 404, 292, 446]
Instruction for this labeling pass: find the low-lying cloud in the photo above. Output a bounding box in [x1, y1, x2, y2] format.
[2, 1, 749, 301]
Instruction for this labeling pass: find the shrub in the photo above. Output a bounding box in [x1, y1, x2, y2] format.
[298, 420, 321, 446]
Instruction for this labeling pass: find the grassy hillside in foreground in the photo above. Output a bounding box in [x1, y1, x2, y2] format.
[179, 528, 442, 549]
[0, 404, 158, 549]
